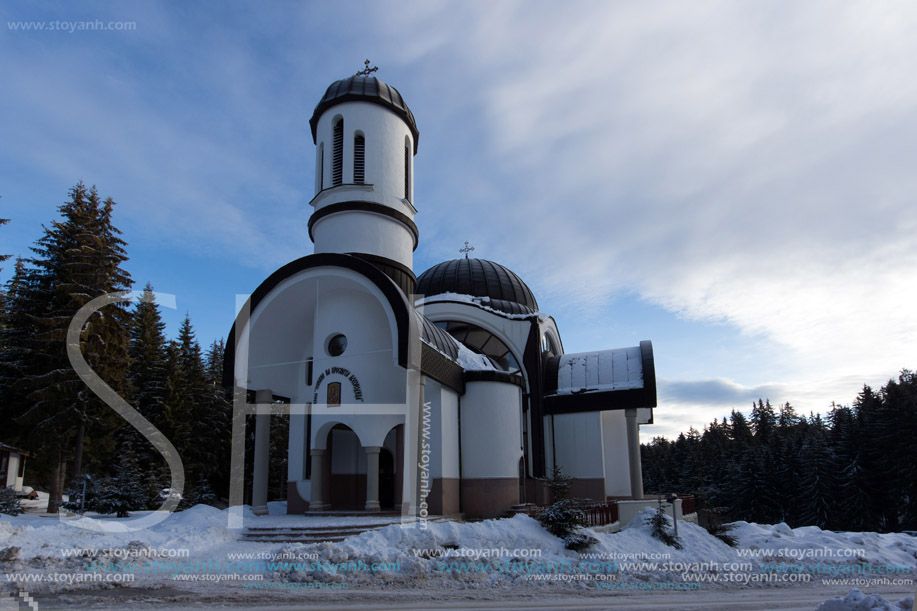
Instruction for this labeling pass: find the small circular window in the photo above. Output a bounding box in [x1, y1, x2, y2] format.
[327, 334, 347, 357]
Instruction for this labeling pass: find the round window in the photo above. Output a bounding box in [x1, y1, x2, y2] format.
[327, 334, 347, 357]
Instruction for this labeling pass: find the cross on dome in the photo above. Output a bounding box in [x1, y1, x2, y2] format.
[355, 59, 379, 77]
[459, 241, 475, 259]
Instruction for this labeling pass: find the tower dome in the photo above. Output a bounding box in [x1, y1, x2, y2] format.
[309, 76, 419, 151]
[416, 258, 539, 310]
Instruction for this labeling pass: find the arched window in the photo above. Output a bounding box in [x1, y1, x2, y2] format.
[404, 144, 410, 200]
[317, 142, 324, 190]
[353, 133, 365, 184]
[332, 118, 343, 186]
[434, 320, 520, 372]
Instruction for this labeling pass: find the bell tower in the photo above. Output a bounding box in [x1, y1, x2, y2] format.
[308, 64, 419, 295]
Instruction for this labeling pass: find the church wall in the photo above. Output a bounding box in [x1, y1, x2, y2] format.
[460, 381, 522, 517]
[420, 381, 460, 515]
[312, 212, 414, 267]
[601, 410, 633, 498]
[552, 412, 607, 501]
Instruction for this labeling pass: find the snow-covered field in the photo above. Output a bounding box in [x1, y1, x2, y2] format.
[1, 503, 914, 609]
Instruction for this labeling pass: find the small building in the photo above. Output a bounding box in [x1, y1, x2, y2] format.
[0, 443, 31, 493]
[224, 72, 657, 518]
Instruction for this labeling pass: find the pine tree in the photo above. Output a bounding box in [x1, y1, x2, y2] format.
[798, 429, 834, 529]
[161, 316, 230, 507]
[0, 259, 34, 440]
[729, 410, 754, 447]
[0, 487, 23, 516]
[128, 284, 168, 426]
[750, 399, 777, 444]
[93, 438, 146, 517]
[4, 183, 132, 512]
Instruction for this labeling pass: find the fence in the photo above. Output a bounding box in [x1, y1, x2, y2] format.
[512, 494, 696, 528]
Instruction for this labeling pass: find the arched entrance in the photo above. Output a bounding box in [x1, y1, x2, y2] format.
[326, 424, 366, 510]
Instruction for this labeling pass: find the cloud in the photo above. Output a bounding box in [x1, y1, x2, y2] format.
[382, 0, 917, 412]
[659, 378, 786, 407]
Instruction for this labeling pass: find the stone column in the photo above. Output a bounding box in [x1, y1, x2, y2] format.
[625, 408, 644, 500]
[309, 449, 327, 511]
[365, 446, 382, 511]
[251, 389, 272, 515]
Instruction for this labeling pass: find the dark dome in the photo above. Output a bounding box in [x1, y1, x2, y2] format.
[416, 258, 538, 310]
[309, 76, 419, 152]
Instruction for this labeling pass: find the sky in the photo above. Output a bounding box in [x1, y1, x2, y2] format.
[1, 1, 915, 439]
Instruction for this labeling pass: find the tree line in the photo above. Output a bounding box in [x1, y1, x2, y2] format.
[641, 374, 917, 532]
[0, 183, 235, 513]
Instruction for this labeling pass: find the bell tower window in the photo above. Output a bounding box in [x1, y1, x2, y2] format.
[332, 118, 343, 186]
[354, 134, 365, 184]
[404, 144, 410, 200]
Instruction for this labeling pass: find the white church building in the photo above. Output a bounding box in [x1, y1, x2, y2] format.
[223, 71, 657, 519]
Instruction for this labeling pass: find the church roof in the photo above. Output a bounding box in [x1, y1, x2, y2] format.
[416, 258, 539, 311]
[309, 75, 419, 151]
[543, 341, 657, 414]
[416, 311, 459, 361]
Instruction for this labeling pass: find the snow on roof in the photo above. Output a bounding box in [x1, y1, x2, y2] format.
[553, 346, 644, 396]
[416, 292, 548, 321]
[454, 341, 501, 372]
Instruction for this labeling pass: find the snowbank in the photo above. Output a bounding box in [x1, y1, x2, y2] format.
[816, 588, 914, 610]
[1, 504, 915, 596]
[731, 520, 917, 567]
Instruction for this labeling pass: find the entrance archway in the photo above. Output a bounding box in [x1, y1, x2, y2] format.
[326, 424, 366, 509]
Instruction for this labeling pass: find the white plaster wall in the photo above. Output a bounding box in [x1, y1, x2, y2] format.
[460, 381, 522, 478]
[440, 388, 460, 479]
[601, 410, 632, 497]
[311, 211, 414, 267]
[552, 412, 606, 479]
[5, 455, 19, 489]
[424, 380, 443, 479]
[314, 102, 415, 206]
[419, 381, 460, 480]
[543, 415, 555, 473]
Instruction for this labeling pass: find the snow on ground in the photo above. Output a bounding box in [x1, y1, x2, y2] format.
[732, 520, 917, 568]
[816, 588, 914, 610]
[1, 504, 915, 607]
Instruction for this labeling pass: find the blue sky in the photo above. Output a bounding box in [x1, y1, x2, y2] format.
[2, 1, 915, 438]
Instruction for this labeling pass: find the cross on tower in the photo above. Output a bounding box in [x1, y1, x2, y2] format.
[355, 59, 379, 77]
[459, 241, 475, 259]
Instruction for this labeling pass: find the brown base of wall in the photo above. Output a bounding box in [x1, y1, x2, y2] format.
[460, 478, 518, 518]
[524, 479, 552, 506]
[568, 478, 606, 502]
[426, 478, 459, 515]
[286, 481, 309, 514]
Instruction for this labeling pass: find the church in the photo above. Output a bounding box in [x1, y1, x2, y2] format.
[223, 69, 657, 519]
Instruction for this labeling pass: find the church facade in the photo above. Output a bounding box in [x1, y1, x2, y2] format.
[223, 73, 657, 518]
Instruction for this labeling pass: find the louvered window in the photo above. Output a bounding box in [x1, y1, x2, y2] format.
[353, 134, 365, 184]
[332, 119, 343, 186]
[404, 145, 410, 200]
